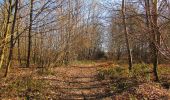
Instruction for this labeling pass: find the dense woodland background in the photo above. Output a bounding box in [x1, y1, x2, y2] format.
[0, 0, 170, 99]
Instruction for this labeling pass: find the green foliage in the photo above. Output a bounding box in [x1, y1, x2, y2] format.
[72, 60, 96, 65]
[97, 66, 127, 80]
[158, 65, 170, 75]
[7, 76, 47, 99]
[129, 94, 137, 100]
[111, 80, 136, 93]
[37, 68, 55, 76]
[131, 63, 150, 82]
[113, 66, 125, 77]
[97, 69, 106, 80]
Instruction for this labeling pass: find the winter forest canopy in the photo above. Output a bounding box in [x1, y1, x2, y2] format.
[0, 0, 170, 99]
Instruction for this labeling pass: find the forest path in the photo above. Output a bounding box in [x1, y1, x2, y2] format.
[43, 61, 114, 100]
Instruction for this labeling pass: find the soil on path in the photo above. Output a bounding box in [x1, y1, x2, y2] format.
[41, 62, 114, 100]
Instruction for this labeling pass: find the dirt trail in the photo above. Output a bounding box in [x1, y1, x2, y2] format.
[1, 62, 170, 99]
[43, 62, 114, 100]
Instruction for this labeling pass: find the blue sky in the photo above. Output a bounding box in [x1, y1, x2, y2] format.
[0, 0, 3, 4]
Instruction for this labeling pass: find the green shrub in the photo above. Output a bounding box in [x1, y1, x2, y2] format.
[37, 68, 55, 76]
[131, 63, 150, 82]
[97, 69, 106, 80]
[8, 76, 47, 99]
[111, 80, 136, 93]
[113, 66, 125, 77]
[97, 66, 126, 80]
[129, 94, 137, 100]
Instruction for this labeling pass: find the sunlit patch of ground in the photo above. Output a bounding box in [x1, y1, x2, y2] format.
[0, 61, 170, 99]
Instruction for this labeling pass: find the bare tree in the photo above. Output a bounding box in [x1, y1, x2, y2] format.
[0, 0, 12, 69]
[5, 0, 19, 77]
[26, 0, 34, 68]
[121, 0, 133, 71]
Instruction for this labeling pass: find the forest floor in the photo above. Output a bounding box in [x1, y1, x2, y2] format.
[0, 60, 170, 100]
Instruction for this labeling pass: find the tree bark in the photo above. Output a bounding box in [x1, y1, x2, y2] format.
[144, 0, 160, 81]
[151, 0, 160, 82]
[26, 0, 34, 68]
[121, 0, 133, 71]
[5, 0, 19, 77]
[0, 0, 12, 69]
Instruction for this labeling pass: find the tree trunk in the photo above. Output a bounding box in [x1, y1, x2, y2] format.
[151, 0, 160, 82]
[117, 46, 121, 61]
[121, 0, 133, 71]
[17, 29, 21, 65]
[0, 0, 12, 69]
[5, 0, 19, 77]
[26, 0, 34, 68]
[144, 0, 160, 81]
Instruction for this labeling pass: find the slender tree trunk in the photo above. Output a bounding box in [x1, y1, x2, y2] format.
[0, 0, 12, 69]
[117, 46, 121, 61]
[64, 0, 71, 66]
[33, 35, 36, 64]
[4, 0, 19, 77]
[144, 0, 151, 63]
[17, 1, 22, 66]
[151, 0, 160, 82]
[26, 0, 34, 68]
[145, 0, 160, 81]
[17, 28, 21, 65]
[121, 0, 133, 71]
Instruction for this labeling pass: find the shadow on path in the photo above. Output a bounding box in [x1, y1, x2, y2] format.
[43, 64, 115, 100]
